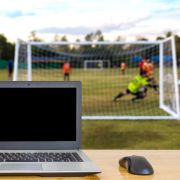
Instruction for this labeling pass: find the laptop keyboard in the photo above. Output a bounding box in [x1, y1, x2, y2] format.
[0, 152, 83, 162]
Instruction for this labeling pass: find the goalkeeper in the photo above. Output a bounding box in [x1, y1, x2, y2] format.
[113, 74, 149, 102]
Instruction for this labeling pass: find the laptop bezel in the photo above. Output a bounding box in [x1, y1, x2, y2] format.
[0, 81, 81, 150]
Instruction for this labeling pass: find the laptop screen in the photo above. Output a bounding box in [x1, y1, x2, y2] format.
[0, 88, 76, 141]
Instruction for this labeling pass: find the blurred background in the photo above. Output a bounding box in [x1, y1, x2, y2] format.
[1, 0, 180, 149]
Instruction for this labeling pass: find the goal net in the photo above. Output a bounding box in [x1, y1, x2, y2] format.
[13, 37, 180, 120]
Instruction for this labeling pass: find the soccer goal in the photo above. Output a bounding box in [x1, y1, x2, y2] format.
[13, 37, 180, 120]
[84, 60, 110, 70]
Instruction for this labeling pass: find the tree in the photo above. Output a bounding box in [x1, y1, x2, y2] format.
[85, 32, 94, 41]
[0, 34, 15, 60]
[69, 39, 81, 52]
[155, 31, 173, 40]
[84, 30, 104, 41]
[53, 34, 68, 42]
[94, 30, 104, 41]
[116, 36, 125, 41]
[165, 31, 173, 38]
[156, 36, 164, 40]
[136, 36, 148, 41]
[61, 35, 68, 41]
[28, 31, 43, 41]
[155, 32, 180, 63]
[57, 35, 69, 52]
[175, 35, 180, 61]
[0, 34, 7, 59]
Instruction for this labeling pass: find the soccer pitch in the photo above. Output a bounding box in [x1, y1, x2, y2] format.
[82, 120, 180, 149]
[1, 66, 178, 149]
[14, 67, 168, 117]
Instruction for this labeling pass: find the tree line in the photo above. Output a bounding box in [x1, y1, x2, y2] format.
[0, 34, 15, 60]
[0, 30, 180, 61]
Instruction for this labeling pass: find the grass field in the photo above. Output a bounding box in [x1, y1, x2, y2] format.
[2, 67, 173, 117]
[1, 67, 180, 149]
[82, 120, 180, 149]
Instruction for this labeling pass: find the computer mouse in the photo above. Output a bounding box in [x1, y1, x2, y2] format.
[119, 155, 154, 175]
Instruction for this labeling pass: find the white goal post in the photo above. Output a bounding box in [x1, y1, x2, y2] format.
[13, 36, 180, 120]
[159, 36, 180, 119]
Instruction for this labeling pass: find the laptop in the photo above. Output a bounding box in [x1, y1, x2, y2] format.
[0, 81, 101, 176]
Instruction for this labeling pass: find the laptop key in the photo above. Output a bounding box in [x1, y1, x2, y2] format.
[1, 152, 83, 162]
[72, 153, 83, 162]
[5, 159, 38, 162]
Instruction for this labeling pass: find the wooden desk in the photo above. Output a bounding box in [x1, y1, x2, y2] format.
[0, 150, 179, 180]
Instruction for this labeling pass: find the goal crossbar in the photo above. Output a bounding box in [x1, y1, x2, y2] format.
[29, 41, 161, 45]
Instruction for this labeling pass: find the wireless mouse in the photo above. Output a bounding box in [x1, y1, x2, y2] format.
[119, 155, 154, 175]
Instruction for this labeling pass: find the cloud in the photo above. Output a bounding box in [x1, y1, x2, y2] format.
[102, 16, 151, 32]
[1, 10, 36, 18]
[38, 26, 94, 35]
[1, 0, 180, 42]
[153, 6, 180, 15]
[37, 16, 151, 35]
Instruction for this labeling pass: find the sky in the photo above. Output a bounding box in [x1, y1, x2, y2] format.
[0, 0, 180, 42]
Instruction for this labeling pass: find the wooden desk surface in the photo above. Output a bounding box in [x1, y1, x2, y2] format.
[0, 150, 179, 180]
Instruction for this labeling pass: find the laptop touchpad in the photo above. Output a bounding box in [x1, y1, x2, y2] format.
[0, 164, 43, 170]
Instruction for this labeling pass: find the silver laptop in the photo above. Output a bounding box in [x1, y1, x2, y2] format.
[0, 81, 101, 176]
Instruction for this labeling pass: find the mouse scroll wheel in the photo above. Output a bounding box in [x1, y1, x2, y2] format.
[124, 161, 129, 169]
[124, 158, 131, 170]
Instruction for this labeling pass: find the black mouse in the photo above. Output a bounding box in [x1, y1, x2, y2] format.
[119, 155, 154, 175]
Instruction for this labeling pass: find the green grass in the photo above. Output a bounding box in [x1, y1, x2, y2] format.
[82, 120, 180, 149]
[0, 69, 10, 81]
[1, 68, 180, 149]
[19, 67, 168, 117]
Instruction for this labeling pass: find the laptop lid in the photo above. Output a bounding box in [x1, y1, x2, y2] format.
[0, 81, 81, 150]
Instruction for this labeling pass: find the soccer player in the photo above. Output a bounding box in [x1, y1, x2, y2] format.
[143, 59, 153, 77]
[139, 58, 147, 75]
[113, 74, 149, 102]
[8, 60, 13, 79]
[120, 62, 126, 75]
[62, 61, 71, 81]
[143, 59, 159, 93]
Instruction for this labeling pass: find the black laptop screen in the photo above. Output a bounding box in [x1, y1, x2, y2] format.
[0, 88, 76, 141]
